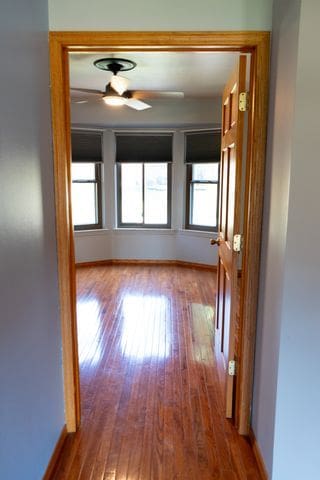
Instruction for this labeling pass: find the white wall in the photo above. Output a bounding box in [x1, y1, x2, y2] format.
[74, 129, 218, 265]
[252, 0, 300, 474]
[253, 0, 320, 478]
[49, 0, 272, 31]
[271, 1, 320, 478]
[76, 230, 217, 265]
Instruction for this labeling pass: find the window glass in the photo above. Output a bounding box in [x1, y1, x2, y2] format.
[72, 163, 96, 181]
[121, 163, 143, 224]
[144, 163, 168, 224]
[71, 162, 101, 229]
[191, 183, 217, 227]
[186, 162, 219, 231]
[119, 163, 170, 227]
[192, 163, 219, 182]
[72, 183, 97, 226]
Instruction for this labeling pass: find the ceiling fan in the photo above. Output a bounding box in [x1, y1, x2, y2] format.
[71, 58, 184, 111]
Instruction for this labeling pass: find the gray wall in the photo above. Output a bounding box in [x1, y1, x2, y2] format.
[0, 1, 64, 479]
[252, 0, 301, 474]
[71, 98, 222, 130]
[271, 1, 320, 477]
[48, 0, 272, 31]
[253, 0, 320, 478]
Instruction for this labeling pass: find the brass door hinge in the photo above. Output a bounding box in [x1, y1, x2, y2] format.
[228, 360, 236, 376]
[239, 92, 249, 112]
[233, 234, 243, 253]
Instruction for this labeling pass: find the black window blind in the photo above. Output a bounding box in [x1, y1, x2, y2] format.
[185, 130, 221, 163]
[71, 131, 103, 163]
[115, 134, 173, 163]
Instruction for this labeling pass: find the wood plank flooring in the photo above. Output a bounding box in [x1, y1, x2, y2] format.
[53, 265, 261, 480]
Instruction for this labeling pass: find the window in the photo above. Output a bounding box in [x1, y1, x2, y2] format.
[71, 163, 102, 230]
[115, 133, 172, 228]
[71, 130, 103, 230]
[185, 130, 221, 231]
[185, 163, 219, 231]
[117, 162, 171, 227]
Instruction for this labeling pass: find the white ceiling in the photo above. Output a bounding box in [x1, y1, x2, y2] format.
[69, 51, 240, 127]
[69, 51, 239, 98]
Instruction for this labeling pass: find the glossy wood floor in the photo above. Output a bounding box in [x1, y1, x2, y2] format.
[53, 265, 261, 480]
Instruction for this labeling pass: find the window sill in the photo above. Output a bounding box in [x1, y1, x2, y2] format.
[178, 229, 215, 238]
[74, 228, 215, 239]
[74, 228, 110, 237]
[113, 228, 177, 236]
[75, 228, 176, 237]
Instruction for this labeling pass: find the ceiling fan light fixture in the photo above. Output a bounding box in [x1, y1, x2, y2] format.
[71, 57, 183, 111]
[102, 83, 128, 106]
[103, 95, 127, 106]
[110, 74, 129, 95]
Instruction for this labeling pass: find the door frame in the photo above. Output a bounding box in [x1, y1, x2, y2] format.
[49, 31, 270, 434]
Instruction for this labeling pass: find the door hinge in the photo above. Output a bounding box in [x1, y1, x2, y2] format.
[228, 360, 236, 376]
[233, 234, 243, 253]
[239, 92, 249, 112]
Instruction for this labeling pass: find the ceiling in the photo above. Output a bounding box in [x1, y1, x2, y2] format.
[69, 51, 239, 98]
[69, 51, 240, 127]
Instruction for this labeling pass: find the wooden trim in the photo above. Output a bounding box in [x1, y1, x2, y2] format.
[42, 425, 68, 480]
[237, 33, 270, 434]
[249, 429, 269, 480]
[49, 30, 269, 436]
[76, 260, 113, 268]
[76, 259, 217, 271]
[164, 260, 216, 270]
[50, 31, 269, 51]
[50, 36, 80, 432]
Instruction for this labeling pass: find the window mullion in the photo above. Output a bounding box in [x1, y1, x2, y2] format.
[190, 180, 216, 185]
[190, 182, 194, 225]
[95, 163, 102, 228]
[72, 180, 96, 184]
[142, 163, 145, 225]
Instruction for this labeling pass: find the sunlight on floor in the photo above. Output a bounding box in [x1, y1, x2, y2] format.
[191, 303, 215, 364]
[77, 297, 102, 366]
[120, 293, 171, 359]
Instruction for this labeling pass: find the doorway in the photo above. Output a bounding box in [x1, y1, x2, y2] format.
[49, 31, 269, 436]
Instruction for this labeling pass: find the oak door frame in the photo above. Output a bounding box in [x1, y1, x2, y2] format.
[49, 31, 270, 434]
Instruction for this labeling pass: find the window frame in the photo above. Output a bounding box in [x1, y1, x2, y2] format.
[71, 162, 103, 231]
[116, 162, 172, 229]
[185, 163, 219, 232]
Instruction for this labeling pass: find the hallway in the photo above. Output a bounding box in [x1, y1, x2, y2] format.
[53, 265, 261, 479]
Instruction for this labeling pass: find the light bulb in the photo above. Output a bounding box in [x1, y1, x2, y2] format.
[102, 95, 127, 106]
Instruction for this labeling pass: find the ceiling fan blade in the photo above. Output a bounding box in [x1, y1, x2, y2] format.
[110, 75, 130, 95]
[71, 99, 89, 104]
[70, 87, 102, 95]
[126, 98, 152, 111]
[131, 90, 184, 100]
[70, 93, 102, 105]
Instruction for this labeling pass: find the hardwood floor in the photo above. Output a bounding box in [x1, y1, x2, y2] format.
[53, 265, 261, 480]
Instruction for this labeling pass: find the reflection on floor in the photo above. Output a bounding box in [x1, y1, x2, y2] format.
[53, 265, 261, 480]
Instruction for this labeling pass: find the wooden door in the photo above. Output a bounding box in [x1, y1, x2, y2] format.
[214, 56, 246, 419]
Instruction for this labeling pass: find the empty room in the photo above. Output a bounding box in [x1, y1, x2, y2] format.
[50, 47, 262, 478]
[3, 1, 318, 479]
